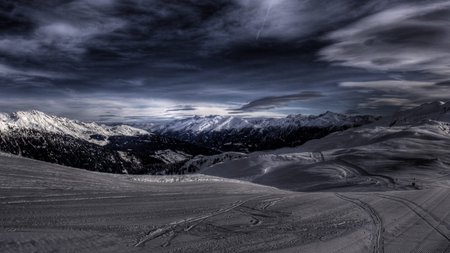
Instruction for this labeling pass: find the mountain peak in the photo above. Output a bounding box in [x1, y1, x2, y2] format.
[0, 110, 149, 145]
[18, 109, 44, 115]
[14, 110, 53, 117]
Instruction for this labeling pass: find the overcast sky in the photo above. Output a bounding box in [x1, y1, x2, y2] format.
[0, 0, 449, 122]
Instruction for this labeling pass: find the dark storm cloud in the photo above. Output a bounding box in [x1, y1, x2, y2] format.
[0, 0, 449, 120]
[233, 91, 323, 112]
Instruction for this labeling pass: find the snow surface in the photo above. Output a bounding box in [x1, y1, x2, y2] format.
[0, 110, 149, 145]
[1, 146, 449, 252]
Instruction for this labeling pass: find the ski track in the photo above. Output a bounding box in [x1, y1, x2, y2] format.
[134, 194, 271, 247]
[335, 193, 384, 253]
[2, 195, 130, 204]
[375, 193, 450, 242]
[337, 158, 396, 186]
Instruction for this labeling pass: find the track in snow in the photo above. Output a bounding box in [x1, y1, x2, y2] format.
[134, 195, 270, 247]
[337, 158, 396, 187]
[375, 193, 450, 242]
[335, 193, 384, 253]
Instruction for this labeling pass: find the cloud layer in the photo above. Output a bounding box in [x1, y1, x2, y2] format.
[0, 0, 449, 120]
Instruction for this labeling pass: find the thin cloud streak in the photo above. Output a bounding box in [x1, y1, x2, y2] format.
[232, 91, 324, 112]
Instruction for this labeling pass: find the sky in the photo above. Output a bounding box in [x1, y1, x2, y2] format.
[0, 0, 449, 122]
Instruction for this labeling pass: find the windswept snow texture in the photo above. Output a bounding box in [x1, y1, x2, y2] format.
[0, 110, 149, 145]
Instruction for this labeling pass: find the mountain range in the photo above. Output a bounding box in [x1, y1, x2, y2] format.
[0, 110, 377, 174]
[142, 112, 379, 152]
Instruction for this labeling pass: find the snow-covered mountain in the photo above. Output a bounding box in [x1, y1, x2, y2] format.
[200, 101, 450, 191]
[149, 115, 254, 133]
[0, 110, 148, 145]
[144, 112, 379, 152]
[0, 110, 216, 174]
[150, 112, 378, 133]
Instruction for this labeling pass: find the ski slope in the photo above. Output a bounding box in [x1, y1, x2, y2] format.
[0, 152, 449, 252]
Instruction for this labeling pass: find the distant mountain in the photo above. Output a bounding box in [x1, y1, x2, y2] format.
[143, 112, 379, 152]
[0, 111, 216, 174]
[150, 112, 376, 133]
[149, 115, 254, 133]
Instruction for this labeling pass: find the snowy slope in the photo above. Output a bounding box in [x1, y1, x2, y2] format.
[0, 110, 149, 145]
[201, 101, 450, 191]
[385, 101, 450, 126]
